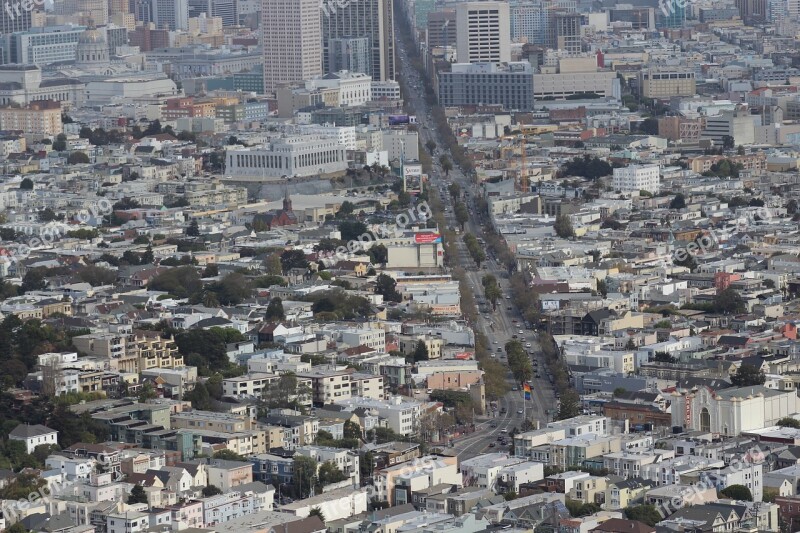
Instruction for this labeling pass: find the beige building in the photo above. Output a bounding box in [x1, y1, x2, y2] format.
[637, 67, 696, 99]
[399, 335, 444, 360]
[262, 0, 322, 93]
[72, 329, 182, 374]
[297, 369, 352, 405]
[170, 410, 254, 433]
[0, 100, 63, 137]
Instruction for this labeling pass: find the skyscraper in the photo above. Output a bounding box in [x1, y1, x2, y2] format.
[329, 37, 371, 75]
[262, 0, 322, 94]
[455, 1, 511, 64]
[153, 0, 188, 30]
[187, 0, 238, 26]
[322, 0, 395, 81]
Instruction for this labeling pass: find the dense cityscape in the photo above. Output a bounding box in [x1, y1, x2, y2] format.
[0, 0, 798, 532]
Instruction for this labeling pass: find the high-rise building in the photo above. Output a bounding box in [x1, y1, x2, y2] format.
[736, 0, 767, 22]
[187, 0, 238, 26]
[427, 10, 456, 48]
[129, 0, 154, 25]
[0, 0, 33, 34]
[153, 0, 188, 30]
[554, 12, 581, 53]
[510, 2, 549, 44]
[455, 1, 511, 64]
[322, 0, 395, 81]
[328, 37, 371, 76]
[54, 0, 110, 24]
[262, 0, 322, 94]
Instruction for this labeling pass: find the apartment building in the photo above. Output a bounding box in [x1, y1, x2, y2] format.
[336, 396, 421, 436]
[612, 165, 661, 194]
[0, 100, 62, 137]
[171, 410, 254, 433]
[399, 335, 443, 360]
[296, 369, 352, 405]
[295, 445, 360, 485]
[207, 459, 253, 492]
[637, 67, 696, 99]
[455, 1, 511, 63]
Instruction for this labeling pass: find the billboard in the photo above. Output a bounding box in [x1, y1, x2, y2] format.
[389, 115, 418, 125]
[415, 233, 442, 244]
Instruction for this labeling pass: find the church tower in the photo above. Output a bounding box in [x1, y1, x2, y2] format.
[282, 189, 292, 212]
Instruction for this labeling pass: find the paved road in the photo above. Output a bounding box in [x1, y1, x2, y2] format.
[395, 36, 559, 458]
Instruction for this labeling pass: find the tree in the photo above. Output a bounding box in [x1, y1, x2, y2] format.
[722, 135, 735, 150]
[19, 178, 33, 190]
[52, 133, 67, 151]
[448, 182, 461, 200]
[202, 485, 223, 497]
[308, 507, 325, 523]
[719, 484, 752, 501]
[368, 244, 388, 265]
[293, 455, 318, 499]
[613, 387, 626, 397]
[265, 297, 285, 320]
[67, 151, 90, 164]
[412, 340, 429, 362]
[788, 199, 798, 215]
[638, 117, 659, 135]
[185, 382, 212, 410]
[375, 273, 402, 302]
[670, 193, 686, 209]
[557, 390, 581, 420]
[343, 420, 361, 440]
[213, 449, 247, 461]
[202, 264, 219, 277]
[186, 220, 200, 237]
[129, 484, 148, 504]
[441, 158, 453, 176]
[454, 203, 469, 230]
[553, 214, 575, 238]
[714, 287, 746, 314]
[778, 417, 800, 428]
[425, 140, 436, 154]
[730, 364, 766, 387]
[4, 523, 29, 533]
[280, 250, 309, 273]
[317, 461, 348, 488]
[624, 504, 663, 527]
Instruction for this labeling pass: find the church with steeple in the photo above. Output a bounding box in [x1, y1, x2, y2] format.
[251, 189, 298, 230]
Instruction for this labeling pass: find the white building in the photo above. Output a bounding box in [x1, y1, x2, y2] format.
[262, 0, 322, 93]
[372, 80, 401, 101]
[280, 486, 368, 521]
[671, 385, 800, 436]
[225, 136, 348, 179]
[700, 463, 763, 502]
[305, 71, 372, 107]
[295, 445, 360, 485]
[336, 396, 422, 436]
[612, 164, 661, 194]
[460, 453, 526, 490]
[107, 511, 149, 533]
[382, 129, 419, 162]
[200, 487, 273, 527]
[455, 1, 511, 64]
[9, 424, 58, 454]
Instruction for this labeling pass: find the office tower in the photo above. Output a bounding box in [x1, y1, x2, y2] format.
[322, 0, 395, 81]
[187, 0, 238, 26]
[108, 0, 128, 14]
[262, 0, 322, 94]
[129, 0, 154, 25]
[153, 0, 188, 30]
[554, 12, 581, 53]
[736, 0, 767, 22]
[455, 1, 511, 64]
[427, 10, 456, 48]
[54, 0, 110, 23]
[510, 2, 549, 44]
[329, 37, 371, 75]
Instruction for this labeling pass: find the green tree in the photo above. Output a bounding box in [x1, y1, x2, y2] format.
[719, 484, 752, 501]
[293, 455, 318, 499]
[375, 273, 402, 302]
[185, 382, 212, 410]
[778, 417, 800, 428]
[19, 178, 33, 190]
[280, 250, 309, 273]
[613, 387, 626, 397]
[554, 214, 575, 238]
[265, 297, 285, 320]
[454, 203, 469, 230]
[412, 340, 429, 362]
[343, 420, 361, 440]
[308, 507, 325, 522]
[670, 193, 687, 209]
[714, 287, 746, 314]
[186, 220, 200, 237]
[317, 461, 348, 489]
[129, 484, 148, 504]
[52, 133, 67, 151]
[624, 504, 663, 527]
[67, 151, 90, 164]
[557, 389, 581, 420]
[730, 364, 766, 387]
[213, 449, 248, 461]
[448, 182, 461, 200]
[202, 485, 223, 497]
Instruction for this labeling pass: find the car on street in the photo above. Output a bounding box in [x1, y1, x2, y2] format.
[526, 343, 532, 348]
[517, 410, 523, 415]
[489, 442, 495, 447]
[519, 330, 524, 334]
[511, 386, 518, 391]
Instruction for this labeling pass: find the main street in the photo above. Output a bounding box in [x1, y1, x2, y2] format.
[395, 36, 559, 459]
